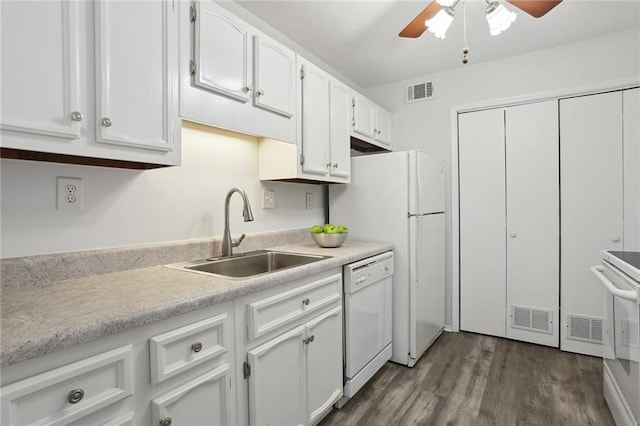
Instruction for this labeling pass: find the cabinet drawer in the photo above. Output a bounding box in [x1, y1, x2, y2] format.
[247, 273, 341, 340]
[1, 346, 133, 426]
[150, 313, 230, 385]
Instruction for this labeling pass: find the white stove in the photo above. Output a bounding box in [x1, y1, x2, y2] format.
[593, 251, 640, 425]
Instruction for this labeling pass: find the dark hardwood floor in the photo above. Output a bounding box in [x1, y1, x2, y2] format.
[320, 331, 614, 426]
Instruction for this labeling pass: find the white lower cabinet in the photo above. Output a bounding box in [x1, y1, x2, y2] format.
[151, 364, 234, 426]
[1, 302, 236, 426]
[1, 271, 346, 426]
[237, 270, 343, 426]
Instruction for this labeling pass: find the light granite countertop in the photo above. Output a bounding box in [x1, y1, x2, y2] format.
[1, 240, 392, 367]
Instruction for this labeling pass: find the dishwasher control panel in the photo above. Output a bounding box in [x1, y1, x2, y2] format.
[344, 251, 394, 294]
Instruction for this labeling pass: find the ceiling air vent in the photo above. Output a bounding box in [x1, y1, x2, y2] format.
[405, 81, 434, 104]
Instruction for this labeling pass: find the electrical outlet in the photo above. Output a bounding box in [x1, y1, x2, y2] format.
[57, 177, 83, 211]
[305, 193, 313, 210]
[262, 190, 276, 209]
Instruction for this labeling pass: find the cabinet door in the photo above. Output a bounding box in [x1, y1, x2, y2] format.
[306, 307, 343, 425]
[0, 0, 82, 140]
[458, 108, 507, 337]
[151, 364, 235, 426]
[374, 107, 392, 146]
[623, 88, 640, 250]
[505, 101, 559, 347]
[300, 62, 330, 177]
[253, 34, 295, 117]
[193, 1, 251, 103]
[95, 0, 179, 153]
[329, 80, 351, 179]
[352, 93, 376, 139]
[247, 326, 307, 426]
[560, 92, 623, 356]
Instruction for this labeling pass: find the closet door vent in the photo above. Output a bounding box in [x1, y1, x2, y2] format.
[567, 314, 604, 344]
[510, 305, 553, 334]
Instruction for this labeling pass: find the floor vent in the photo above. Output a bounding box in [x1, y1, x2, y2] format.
[567, 314, 604, 344]
[510, 305, 553, 334]
[405, 81, 434, 104]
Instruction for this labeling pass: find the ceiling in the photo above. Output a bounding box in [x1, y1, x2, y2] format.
[236, 0, 640, 88]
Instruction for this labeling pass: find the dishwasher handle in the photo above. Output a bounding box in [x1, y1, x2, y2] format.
[591, 265, 638, 303]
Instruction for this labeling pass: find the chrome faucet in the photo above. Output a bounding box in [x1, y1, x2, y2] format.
[222, 187, 254, 257]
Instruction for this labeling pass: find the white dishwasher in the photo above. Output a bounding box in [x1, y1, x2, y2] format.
[338, 251, 394, 407]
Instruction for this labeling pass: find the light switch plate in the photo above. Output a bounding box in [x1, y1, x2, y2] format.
[262, 190, 276, 209]
[305, 193, 313, 210]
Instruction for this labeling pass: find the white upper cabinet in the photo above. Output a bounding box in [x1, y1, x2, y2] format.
[193, 3, 251, 102]
[0, 0, 181, 168]
[351, 91, 393, 150]
[182, 1, 296, 143]
[329, 80, 351, 179]
[259, 57, 350, 183]
[253, 35, 296, 117]
[95, 0, 179, 153]
[1, 1, 82, 140]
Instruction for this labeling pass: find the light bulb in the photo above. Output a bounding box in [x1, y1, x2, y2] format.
[426, 8, 455, 39]
[486, 2, 517, 36]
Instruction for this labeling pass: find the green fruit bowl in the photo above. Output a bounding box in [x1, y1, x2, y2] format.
[311, 232, 348, 248]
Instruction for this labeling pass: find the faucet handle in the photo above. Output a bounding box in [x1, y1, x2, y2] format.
[232, 233, 246, 248]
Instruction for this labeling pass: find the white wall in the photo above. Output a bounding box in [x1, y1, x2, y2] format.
[1, 121, 325, 258]
[365, 28, 640, 328]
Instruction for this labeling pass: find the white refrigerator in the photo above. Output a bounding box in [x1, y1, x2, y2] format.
[330, 150, 445, 367]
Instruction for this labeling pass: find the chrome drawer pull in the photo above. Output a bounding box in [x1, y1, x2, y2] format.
[101, 117, 112, 127]
[67, 388, 84, 404]
[191, 342, 203, 353]
[159, 417, 173, 426]
[302, 298, 310, 306]
[304, 335, 315, 345]
[70, 111, 83, 121]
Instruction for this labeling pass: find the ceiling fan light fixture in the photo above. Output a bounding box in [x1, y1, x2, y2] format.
[426, 7, 455, 39]
[486, 1, 517, 36]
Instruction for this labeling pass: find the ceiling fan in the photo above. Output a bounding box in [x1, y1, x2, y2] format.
[399, 0, 563, 39]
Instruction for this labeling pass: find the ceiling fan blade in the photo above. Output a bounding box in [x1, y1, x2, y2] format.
[507, 0, 562, 18]
[399, 1, 442, 38]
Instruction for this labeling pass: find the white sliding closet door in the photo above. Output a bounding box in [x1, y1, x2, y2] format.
[505, 101, 559, 347]
[560, 91, 623, 357]
[459, 108, 506, 337]
[623, 88, 640, 251]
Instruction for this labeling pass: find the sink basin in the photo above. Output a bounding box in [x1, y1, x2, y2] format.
[167, 250, 330, 279]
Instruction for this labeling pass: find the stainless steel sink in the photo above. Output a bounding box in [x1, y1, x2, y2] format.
[166, 250, 330, 279]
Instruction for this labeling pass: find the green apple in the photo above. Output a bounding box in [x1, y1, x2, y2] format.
[325, 225, 338, 234]
[311, 225, 324, 234]
[336, 225, 348, 234]
[323, 223, 333, 233]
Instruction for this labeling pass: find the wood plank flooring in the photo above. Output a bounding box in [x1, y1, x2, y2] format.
[320, 331, 614, 426]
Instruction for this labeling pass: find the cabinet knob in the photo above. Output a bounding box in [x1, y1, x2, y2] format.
[333, 163, 338, 168]
[509, 232, 517, 238]
[101, 117, 112, 127]
[611, 234, 621, 243]
[191, 342, 203, 353]
[159, 417, 173, 426]
[67, 388, 85, 404]
[302, 298, 310, 306]
[326, 163, 332, 169]
[304, 335, 315, 345]
[241, 85, 253, 93]
[256, 89, 265, 97]
[70, 111, 83, 122]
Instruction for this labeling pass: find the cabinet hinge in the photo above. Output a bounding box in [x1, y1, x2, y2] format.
[300, 67, 305, 80]
[189, 60, 196, 76]
[300, 154, 305, 165]
[243, 361, 251, 379]
[190, 5, 197, 22]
